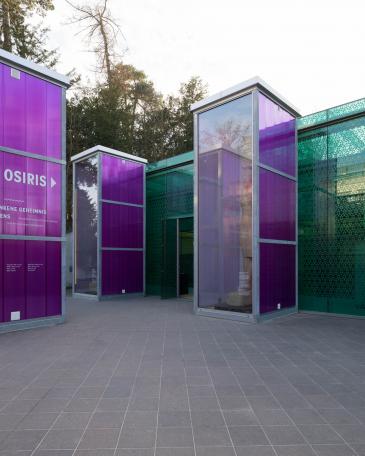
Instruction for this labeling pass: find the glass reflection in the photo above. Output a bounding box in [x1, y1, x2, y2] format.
[198, 95, 253, 313]
[74, 156, 98, 294]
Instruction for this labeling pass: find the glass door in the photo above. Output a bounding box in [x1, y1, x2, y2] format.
[161, 218, 178, 299]
[179, 217, 194, 298]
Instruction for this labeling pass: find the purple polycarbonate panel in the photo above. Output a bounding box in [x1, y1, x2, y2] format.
[260, 243, 296, 314]
[102, 250, 143, 295]
[26, 241, 46, 319]
[25, 157, 46, 237]
[46, 241, 62, 316]
[0, 151, 62, 236]
[0, 65, 3, 147]
[1, 152, 26, 235]
[259, 168, 295, 241]
[3, 239, 26, 321]
[46, 161, 62, 237]
[26, 74, 47, 156]
[1, 240, 61, 322]
[102, 154, 144, 205]
[3, 64, 26, 151]
[102, 202, 143, 249]
[46, 83, 62, 159]
[74, 156, 98, 295]
[0, 64, 62, 158]
[259, 93, 296, 176]
[0, 241, 3, 323]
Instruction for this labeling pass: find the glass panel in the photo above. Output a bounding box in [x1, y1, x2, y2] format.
[146, 163, 193, 296]
[327, 119, 365, 315]
[74, 155, 98, 295]
[198, 94, 252, 313]
[161, 218, 177, 299]
[259, 169, 295, 241]
[298, 117, 365, 316]
[298, 128, 328, 312]
[297, 111, 327, 130]
[102, 203, 143, 249]
[102, 250, 143, 295]
[297, 97, 365, 130]
[179, 217, 194, 298]
[260, 243, 296, 314]
[147, 151, 193, 173]
[259, 93, 296, 176]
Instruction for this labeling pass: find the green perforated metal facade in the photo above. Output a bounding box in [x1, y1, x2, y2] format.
[146, 152, 194, 296]
[298, 102, 365, 316]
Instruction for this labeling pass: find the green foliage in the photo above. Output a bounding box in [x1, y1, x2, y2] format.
[66, 64, 207, 229]
[0, 0, 58, 67]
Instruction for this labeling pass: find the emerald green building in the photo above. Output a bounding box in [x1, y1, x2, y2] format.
[146, 152, 194, 298]
[145, 96, 365, 318]
[298, 99, 365, 316]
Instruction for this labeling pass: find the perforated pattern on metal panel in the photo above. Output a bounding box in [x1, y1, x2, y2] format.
[298, 117, 365, 316]
[146, 163, 194, 295]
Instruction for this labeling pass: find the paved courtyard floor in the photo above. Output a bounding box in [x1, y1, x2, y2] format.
[0, 296, 365, 456]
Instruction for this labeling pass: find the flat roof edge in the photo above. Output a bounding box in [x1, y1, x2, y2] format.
[71, 145, 148, 164]
[191, 76, 300, 116]
[0, 49, 70, 87]
[147, 151, 194, 173]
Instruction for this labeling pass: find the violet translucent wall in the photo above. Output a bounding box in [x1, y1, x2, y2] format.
[0, 63, 62, 159]
[259, 93, 296, 176]
[102, 203, 143, 249]
[0, 239, 61, 322]
[101, 153, 144, 295]
[259, 168, 295, 241]
[0, 151, 61, 236]
[198, 94, 253, 313]
[258, 93, 296, 314]
[102, 250, 143, 295]
[0, 63, 63, 324]
[102, 154, 144, 205]
[260, 243, 295, 313]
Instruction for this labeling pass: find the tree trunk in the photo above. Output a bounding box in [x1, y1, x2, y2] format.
[2, 0, 12, 52]
[99, 18, 112, 87]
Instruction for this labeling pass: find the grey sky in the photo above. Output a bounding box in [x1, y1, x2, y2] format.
[46, 0, 364, 116]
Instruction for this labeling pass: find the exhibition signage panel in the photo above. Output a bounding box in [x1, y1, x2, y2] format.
[0, 48, 69, 331]
[0, 151, 61, 236]
[0, 240, 61, 323]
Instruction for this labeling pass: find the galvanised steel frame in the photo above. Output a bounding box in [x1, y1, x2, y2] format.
[191, 77, 299, 322]
[0, 49, 69, 333]
[72, 146, 147, 300]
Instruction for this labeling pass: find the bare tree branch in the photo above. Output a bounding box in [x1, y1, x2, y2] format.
[66, 0, 127, 86]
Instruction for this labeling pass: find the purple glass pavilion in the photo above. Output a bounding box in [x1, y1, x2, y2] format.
[191, 77, 299, 321]
[72, 145, 147, 299]
[0, 49, 69, 332]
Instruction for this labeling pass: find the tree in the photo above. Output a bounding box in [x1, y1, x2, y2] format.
[173, 76, 208, 154]
[65, 1, 207, 228]
[66, 0, 125, 86]
[0, 0, 58, 67]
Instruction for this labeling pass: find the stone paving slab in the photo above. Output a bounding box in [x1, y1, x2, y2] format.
[0, 295, 364, 456]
